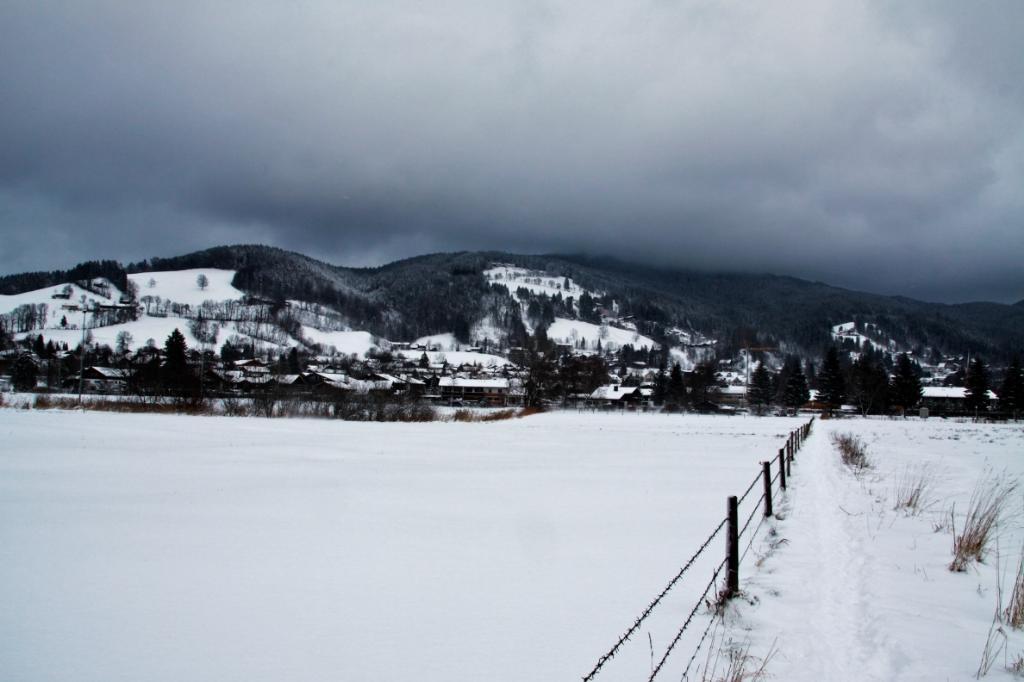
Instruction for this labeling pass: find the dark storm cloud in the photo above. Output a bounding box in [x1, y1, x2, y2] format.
[1, 1, 1022, 302]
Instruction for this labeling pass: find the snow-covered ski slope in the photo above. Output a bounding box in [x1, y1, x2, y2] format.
[3, 410, 1019, 680]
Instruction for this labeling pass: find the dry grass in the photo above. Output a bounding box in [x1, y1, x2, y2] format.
[951, 473, 1019, 572]
[893, 463, 936, 516]
[1005, 548, 1024, 629]
[831, 432, 870, 470]
[700, 638, 776, 682]
[450, 407, 543, 422]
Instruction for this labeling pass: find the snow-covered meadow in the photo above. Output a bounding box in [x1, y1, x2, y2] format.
[1, 410, 1022, 681]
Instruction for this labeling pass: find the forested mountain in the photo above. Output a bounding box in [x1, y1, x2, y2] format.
[2, 245, 1022, 361]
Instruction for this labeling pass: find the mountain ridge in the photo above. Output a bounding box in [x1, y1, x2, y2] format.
[1, 244, 1022, 360]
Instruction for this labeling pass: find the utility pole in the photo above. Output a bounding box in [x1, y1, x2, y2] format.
[63, 302, 90, 403]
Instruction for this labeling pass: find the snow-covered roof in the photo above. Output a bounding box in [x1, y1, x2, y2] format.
[719, 385, 747, 395]
[922, 387, 997, 400]
[438, 377, 510, 389]
[590, 384, 639, 401]
[86, 366, 128, 379]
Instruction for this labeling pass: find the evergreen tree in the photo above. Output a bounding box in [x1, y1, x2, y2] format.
[653, 357, 668, 406]
[782, 361, 810, 411]
[419, 352, 430, 369]
[964, 357, 990, 414]
[220, 340, 242, 364]
[162, 328, 191, 393]
[688, 361, 719, 410]
[998, 357, 1023, 416]
[848, 355, 890, 416]
[12, 354, 39, 391]
[667, 362, 686, 406]
[890, 353, 923, 414]
[818, 347, 846, 413]
[748, 363, 774, 414]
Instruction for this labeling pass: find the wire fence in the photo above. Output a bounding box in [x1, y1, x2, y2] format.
[581, 417, 815, 681]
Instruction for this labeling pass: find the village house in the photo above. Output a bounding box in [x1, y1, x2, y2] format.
[588, 383, 645, 408]
[438, 377, 516, 406]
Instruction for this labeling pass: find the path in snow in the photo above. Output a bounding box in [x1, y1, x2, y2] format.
[737, 420, 1024, 681]
[745, 427, 899, 679]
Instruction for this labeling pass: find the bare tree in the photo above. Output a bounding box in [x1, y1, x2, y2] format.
[196, 273, 209, 291]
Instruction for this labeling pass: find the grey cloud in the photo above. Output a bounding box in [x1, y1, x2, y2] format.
[0, 0, 1021, 303]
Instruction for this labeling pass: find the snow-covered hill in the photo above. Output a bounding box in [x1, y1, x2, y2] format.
[484, 265, 595, 301]
[546, 317, 655, 351]
[129, 269, 244, 306]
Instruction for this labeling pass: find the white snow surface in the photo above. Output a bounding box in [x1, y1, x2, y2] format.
[129, 269, 244, 305]
[300, 327, 377, 357]
[547, 317, 655, 351]
[735, 418, 1024, 681]
[484, 265, 594, 300]
[0, 410, 803, 682]
[0, 280, 124, 323]
[412, 332, 458, 350]
[16, 317, 206, 351]
[397, 348, 511, 367]
[3, 411, 1023, 681]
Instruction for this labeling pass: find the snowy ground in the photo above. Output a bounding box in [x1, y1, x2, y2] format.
[735, 418, 1024, 681]
[128, 269, 244, 306]
[0, 410, 800, 682]
[1, 411, 1021, 681]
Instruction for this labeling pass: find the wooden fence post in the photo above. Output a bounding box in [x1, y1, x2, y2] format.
[726, 495, 739, 598]
[762, 461, 773, 518]
[778, 449, 787, 490]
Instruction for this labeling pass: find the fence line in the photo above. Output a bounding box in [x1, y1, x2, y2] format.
[582, 417, 815, 681]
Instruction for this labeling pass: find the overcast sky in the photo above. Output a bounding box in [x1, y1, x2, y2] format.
[1, 1, 1021, 303]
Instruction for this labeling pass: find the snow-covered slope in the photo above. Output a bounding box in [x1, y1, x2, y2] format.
[129, 269, 244, 305]
[397, 349, 510, 367]
[546, 317, 655, 351]
[300, 328, 377, 357]
[484, 265, 596, 300]
[0, 280, 123, 325]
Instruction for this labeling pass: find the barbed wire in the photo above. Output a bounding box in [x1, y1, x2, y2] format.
[584, 418, 814, 682]
[680, 594, 725, 680]
[582, 516, 728, 681]
[740, 514, 766, 565]
[648, 559, 726, 681]
[738, 492, 764, 540]
[737, 471, 762, 505]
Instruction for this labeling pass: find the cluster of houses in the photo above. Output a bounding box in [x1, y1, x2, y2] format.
[72, 355, 529, 407]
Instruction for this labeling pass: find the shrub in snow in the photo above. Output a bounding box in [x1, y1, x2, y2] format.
[950, 473, 1018, 572]
[831, 432, 870, 470]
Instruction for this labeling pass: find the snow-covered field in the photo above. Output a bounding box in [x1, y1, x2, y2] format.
[547, 317, 656, 351]
[1, 411, 1022, 681]
[0, 410, 801, 681]
[300, 327, 377, 357]
[129, 269, 244, 306]
[484, 265, 594, 300]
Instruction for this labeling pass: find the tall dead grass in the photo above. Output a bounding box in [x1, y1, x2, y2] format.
[1004, 548, 1024, 629]
[950, 473, 1019, 572]
[450, 406, 543, 422]
[831, 432, 870, 470]
[893, 464, 936, 516]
